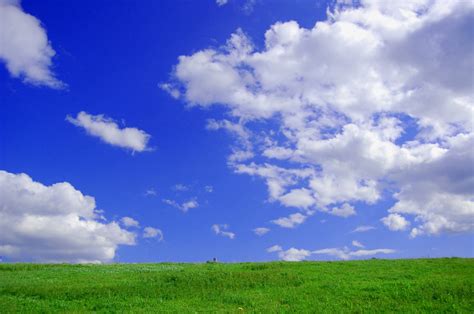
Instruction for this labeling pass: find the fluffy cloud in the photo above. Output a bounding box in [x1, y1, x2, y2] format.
[278, 248, 312, 262]
[163, 198, 198, 212]
[165, 0, 474, 236]
[143, 227, 163, 241]
[265, 245, 311, 261]
[216, 0, 228, 6]
[66, 112, 151, 152]
[0, 170, 135, 263]
[211, 224, 235, 239]
[253, 227, 270, 236]
[389, 133, 474, 237]
[329, 203, 356, 218]
[0, 0, 64, 88]
[381, 213, 410, 231]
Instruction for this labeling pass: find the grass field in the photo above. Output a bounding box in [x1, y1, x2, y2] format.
[0, 258, 473, 312]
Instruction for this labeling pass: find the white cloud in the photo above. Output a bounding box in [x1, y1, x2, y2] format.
[216, 0, 228, 6]
[182, 200, 198, 211]
[120, 217, 140, 228]
[173, 184, 189, 191]
[272, 212, 307, 229]
[166, 0, 474, 235]
[313, 247, 396, 260]
[253, 227, 270, 236]
[312, 248, 350, 260]
[279, 188, 315, 209]
[352, 240, 364, 248]
[266, 245, 282, 253]
[242, 0, 256, 14]
[143, 227, 163, 241]
[211, 224, 235, 239]
[352, 225, 376, 233]
[204, 185, 214, 193]
[163, 198, 198, 213]
[388, 133, 474, 237]
[381, 213, 410, 231]
[0, 170, 135, 263]
[0, 0, 64, 88]
[329, 203, 356, 218]
[278, 248, 312, 261]
[66, 112, 151, 152]
[144, 188, 157, 196]
[159, 83, 180, 99]
[270, 244, 393, 261]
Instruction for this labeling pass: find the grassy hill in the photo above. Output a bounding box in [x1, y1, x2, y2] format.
[0, 258, 472, 312]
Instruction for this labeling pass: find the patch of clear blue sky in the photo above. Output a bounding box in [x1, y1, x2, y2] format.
[0, 0, 472, 262]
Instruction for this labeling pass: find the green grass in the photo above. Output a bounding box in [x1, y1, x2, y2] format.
[0, 258, 472, 313]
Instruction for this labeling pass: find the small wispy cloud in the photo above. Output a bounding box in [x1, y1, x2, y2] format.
[267, 244, 396, 261]
[163, 199, 198, 212]
[143, 227, 163, 241]
[211, 224, 235, 239]
[120, 217, 140, 228]
[144, 188, 157, 197]
[253, 227, 270, 236]
[215, 0, 228, 6]
[266, 245, 282, 253]
[173, 184, 189, 192]
[312, 247, 395, 260]
[351, 225, 376, 233]
[352, 240, 364, 248]
[272, 213, 307, 228]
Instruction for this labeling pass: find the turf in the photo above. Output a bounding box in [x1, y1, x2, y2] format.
[0, 258, 472, 313]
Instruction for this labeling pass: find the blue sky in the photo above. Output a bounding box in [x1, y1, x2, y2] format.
[0, 0, 473, 263]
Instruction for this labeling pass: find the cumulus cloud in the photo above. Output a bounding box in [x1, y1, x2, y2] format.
[120, 217, 140, 228]
[0, 170, 135, 263]
[165, 0, 474, 235]
[253, 227, 270, 236]
[143, 227, 163, 241]
[211, 224, 235, 239]
[329, 203, 356, 218]
[381, 213, 410, 231]
[278, 248, 312, 261]
[66, 112, 151, 152]
[163, 198, 198, 213]
[0, 0, 64, 88]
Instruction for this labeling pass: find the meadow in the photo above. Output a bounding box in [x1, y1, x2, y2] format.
[0, 258, 472, 312]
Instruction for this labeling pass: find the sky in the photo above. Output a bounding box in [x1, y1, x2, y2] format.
[0, 0, 473, 263]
